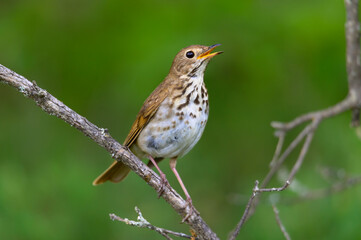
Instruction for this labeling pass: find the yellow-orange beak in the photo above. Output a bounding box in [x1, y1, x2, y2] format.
[197, 44, 223, 59]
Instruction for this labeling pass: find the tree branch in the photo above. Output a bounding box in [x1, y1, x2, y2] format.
[269, 131, 285, 168]
[272, 205, 291, 240]
[0, 64, 219, 240]
[282, 175, 361, 204]
[228, 181, 259, 240]
[270, 97, 355, 131]
[232, 120, 318, 234]
[245, 97, 357, 223]
[110, 207, 192, 240]
[232, 0, 361, 231]
[345, 0, 361, 127]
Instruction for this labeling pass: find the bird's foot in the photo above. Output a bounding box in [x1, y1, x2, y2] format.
[157, 172, 170, 198]
[181, 197, 197, 223]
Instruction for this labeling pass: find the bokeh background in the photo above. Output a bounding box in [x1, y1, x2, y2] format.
[1, 0, 361, 239]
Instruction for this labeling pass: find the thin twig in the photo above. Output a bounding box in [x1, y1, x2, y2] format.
[262, 123, 315, 188]
[271, 97, 355, 131]
[230, 145, 319, 240]
[287, 120, 318, 182]
[242, 120, 318, 226]
[269, 132, 285, 168]
[272, 205, 291, 240]
[110, 207, 192, 240]
[258, 120, 317, 193]
[228, 181, 260, 240]
[244, 122, 316, 219]
[234, 126, 317, 238]
[282, 175, 361, 204]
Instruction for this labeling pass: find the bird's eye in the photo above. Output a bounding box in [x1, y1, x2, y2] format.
[186, 51, 195, 58]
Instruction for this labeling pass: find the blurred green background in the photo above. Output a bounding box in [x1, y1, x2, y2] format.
[1, 0, 361, 239]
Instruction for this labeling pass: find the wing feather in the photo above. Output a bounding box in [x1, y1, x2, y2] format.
[123, 81, 170, 147]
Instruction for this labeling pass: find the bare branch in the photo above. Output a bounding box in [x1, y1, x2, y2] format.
[282, 175, 361, 204]
[287, 121, 318, 182]
[261, 120, 316, 190]
[241, 1, 361, 224]
[351, 107, 360, 127]
[262, 123, 315, 188]
[231, 3, 361, 232]
[110, 207, 192, 240]
[268, 0, 361, 132]
[271, 97, 355, 131]
[0, 64, 219, 240]
[234, 124, 317, 238]
[228, 181, 260, 240]
[229, 136, 318, 240]
[238, 1, 361, 229]
[269, 132, 285, 168]
[245, 120, 318, 222]
[272, 205, 291, 240]
[345, 0, 361, 126]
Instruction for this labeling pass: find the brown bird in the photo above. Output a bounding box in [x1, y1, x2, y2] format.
[93, 44, 222, 217]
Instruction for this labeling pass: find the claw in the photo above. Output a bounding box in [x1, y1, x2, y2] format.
[157, 172, 170, 198]
[181, 197, 194, 223]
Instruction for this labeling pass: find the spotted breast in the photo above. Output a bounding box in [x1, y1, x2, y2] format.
[133, 75, 209, 159]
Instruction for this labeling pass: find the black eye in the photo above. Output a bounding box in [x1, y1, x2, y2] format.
[186, 51, 195, 58]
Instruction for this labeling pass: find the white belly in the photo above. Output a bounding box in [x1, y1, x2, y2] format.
[135, 82, 209, 159]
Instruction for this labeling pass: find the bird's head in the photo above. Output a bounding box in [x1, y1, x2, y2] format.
[170, 44, 222, 78]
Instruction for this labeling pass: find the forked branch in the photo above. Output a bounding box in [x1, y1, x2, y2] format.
[229, 0, 361, 238]
[110, 207, 192, 240]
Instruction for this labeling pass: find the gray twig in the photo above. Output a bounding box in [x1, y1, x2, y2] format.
[270, 97, 355, 131]
[282, 175, 361, 204]
[269, 132, 285, 168]
[262, 122, 317, 188]
[286, 120, 318, 183]
[228, 181, 259, 240]
[110, 207, 192, 240]
[272, 205, 291, 240]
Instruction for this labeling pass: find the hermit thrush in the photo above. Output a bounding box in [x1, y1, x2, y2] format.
[93, 44, 222, 219]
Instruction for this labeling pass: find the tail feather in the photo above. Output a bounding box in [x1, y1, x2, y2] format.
[92, 161, 131, 186]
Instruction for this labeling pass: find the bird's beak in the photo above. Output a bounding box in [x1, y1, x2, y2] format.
[197, 44, 223, 59]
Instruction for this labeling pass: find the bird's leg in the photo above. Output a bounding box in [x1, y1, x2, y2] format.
[169, 158, 195, 222]
[148, 155, 170, 198]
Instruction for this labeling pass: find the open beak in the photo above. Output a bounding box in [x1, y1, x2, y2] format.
[197, 44, 223, 59]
